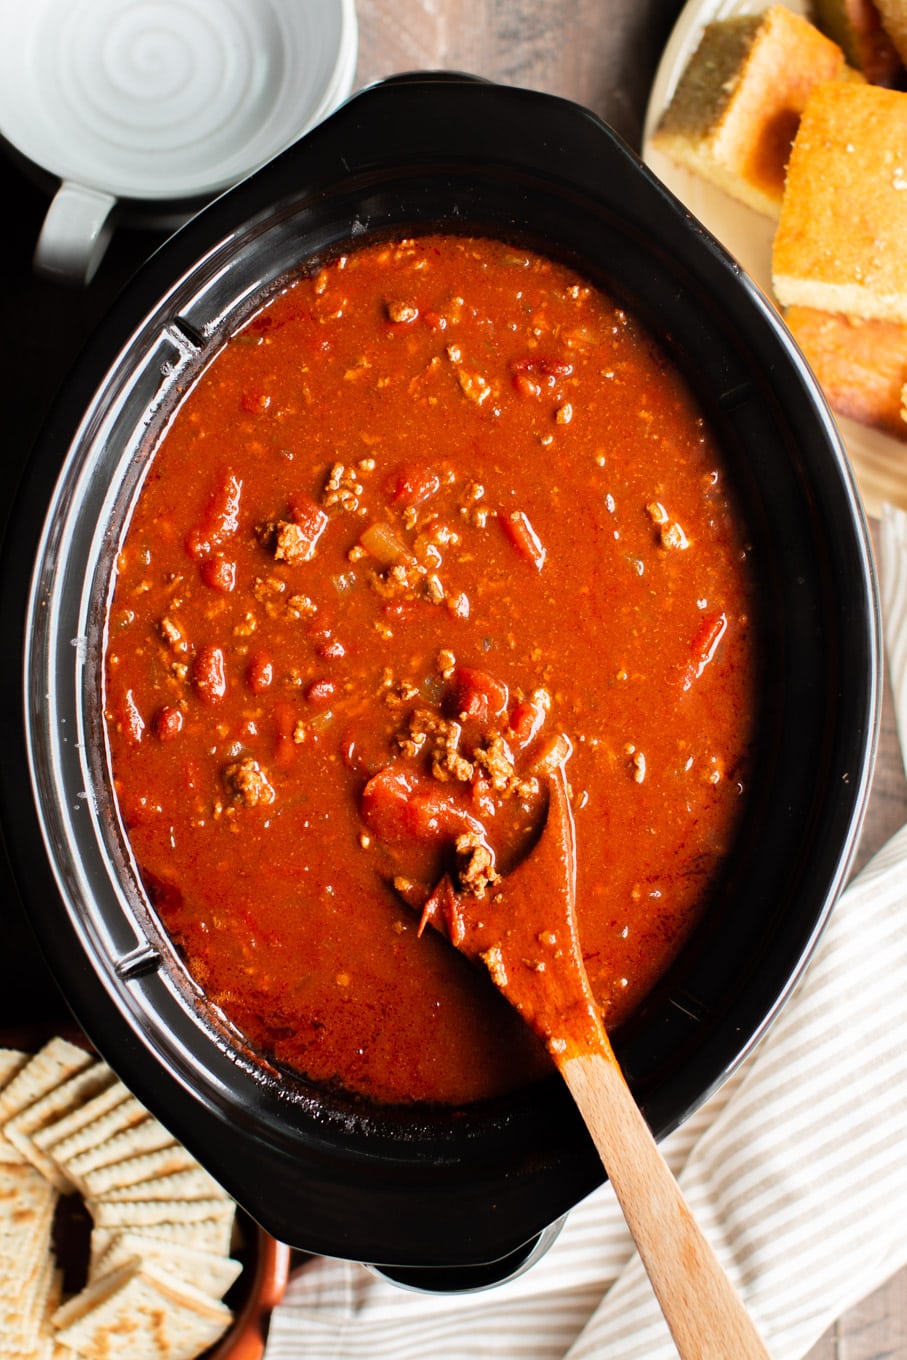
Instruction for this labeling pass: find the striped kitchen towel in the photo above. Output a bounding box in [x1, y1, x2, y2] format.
[264, 507, 907, 1360]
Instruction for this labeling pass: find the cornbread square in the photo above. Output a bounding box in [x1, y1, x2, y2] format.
[651, 5, 844, 217]
[773, 81, 907, 323]
[785, 305, 907, 438]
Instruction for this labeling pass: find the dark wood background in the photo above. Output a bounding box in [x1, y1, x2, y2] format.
[0, 1, 904, 1352]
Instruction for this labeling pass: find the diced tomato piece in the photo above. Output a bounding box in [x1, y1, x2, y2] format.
[499, 511, 547, 571]
[208, 473, 243, 539]
[682, 612, 728, 690]
[692, 612, 728, 662]
[289, 492, 329, 554]
[185, 473, 243, 560]
[450, 666, 510, 725]
[119, 689, 145, 745]
[361, 767, 414, 839]
[361, 767, 438, 843]
[470, 777, 497, 819]
[389, 464, 441, 508]
[361, 766, 483, 846]
[509, 692, 549, 748]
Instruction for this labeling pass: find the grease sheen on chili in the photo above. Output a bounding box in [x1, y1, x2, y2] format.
[104, 235, 756, 1107]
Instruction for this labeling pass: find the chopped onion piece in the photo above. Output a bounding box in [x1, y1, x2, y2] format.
[360, 521, 410, 566]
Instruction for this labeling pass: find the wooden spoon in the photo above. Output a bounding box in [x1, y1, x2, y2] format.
[419, 765, 771, 1360]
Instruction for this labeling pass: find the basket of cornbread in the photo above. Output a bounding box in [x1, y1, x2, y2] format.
[0, 1033, 289, 1360]
[646, 0, 907, 509]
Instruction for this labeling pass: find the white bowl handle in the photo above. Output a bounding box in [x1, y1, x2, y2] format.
[33, 180, 117, 285]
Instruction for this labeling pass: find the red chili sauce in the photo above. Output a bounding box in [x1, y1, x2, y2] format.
[104, 235, 756, 1106]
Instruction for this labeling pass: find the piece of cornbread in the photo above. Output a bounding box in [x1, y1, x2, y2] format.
[785, 305, 907, 438]
[651, 5, 845, 217]
[772, 81, 907, 325]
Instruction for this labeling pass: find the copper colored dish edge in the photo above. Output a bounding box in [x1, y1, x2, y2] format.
[211, 1230, 292, 1360]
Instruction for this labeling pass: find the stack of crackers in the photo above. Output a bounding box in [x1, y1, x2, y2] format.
[651, 2, 907, 441]
[0, 1036, 241, 1360]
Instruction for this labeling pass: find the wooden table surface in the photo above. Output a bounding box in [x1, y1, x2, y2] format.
[0, 1, 904, 1354]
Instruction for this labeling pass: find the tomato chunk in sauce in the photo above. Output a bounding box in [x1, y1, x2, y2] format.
[104, 235, 756, 1107]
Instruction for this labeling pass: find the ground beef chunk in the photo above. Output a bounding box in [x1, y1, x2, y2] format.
[455, 832, 499, 897]
[223, 756, 275, 807]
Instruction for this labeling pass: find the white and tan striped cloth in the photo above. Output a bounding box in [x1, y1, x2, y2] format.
[265, 505, 907, 1360]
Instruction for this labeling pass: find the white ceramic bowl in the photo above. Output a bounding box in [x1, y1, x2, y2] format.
[0, 0, 358, 283]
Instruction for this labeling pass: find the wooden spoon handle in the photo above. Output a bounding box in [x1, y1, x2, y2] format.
[560, 1050, 771, 1360]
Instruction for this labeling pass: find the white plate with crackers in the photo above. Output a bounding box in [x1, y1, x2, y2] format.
[642, 0, 907, 520]
[0, 1030, 290, 1360]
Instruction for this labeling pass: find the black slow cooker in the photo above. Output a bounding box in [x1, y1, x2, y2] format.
[0, 76, 879, 1288]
